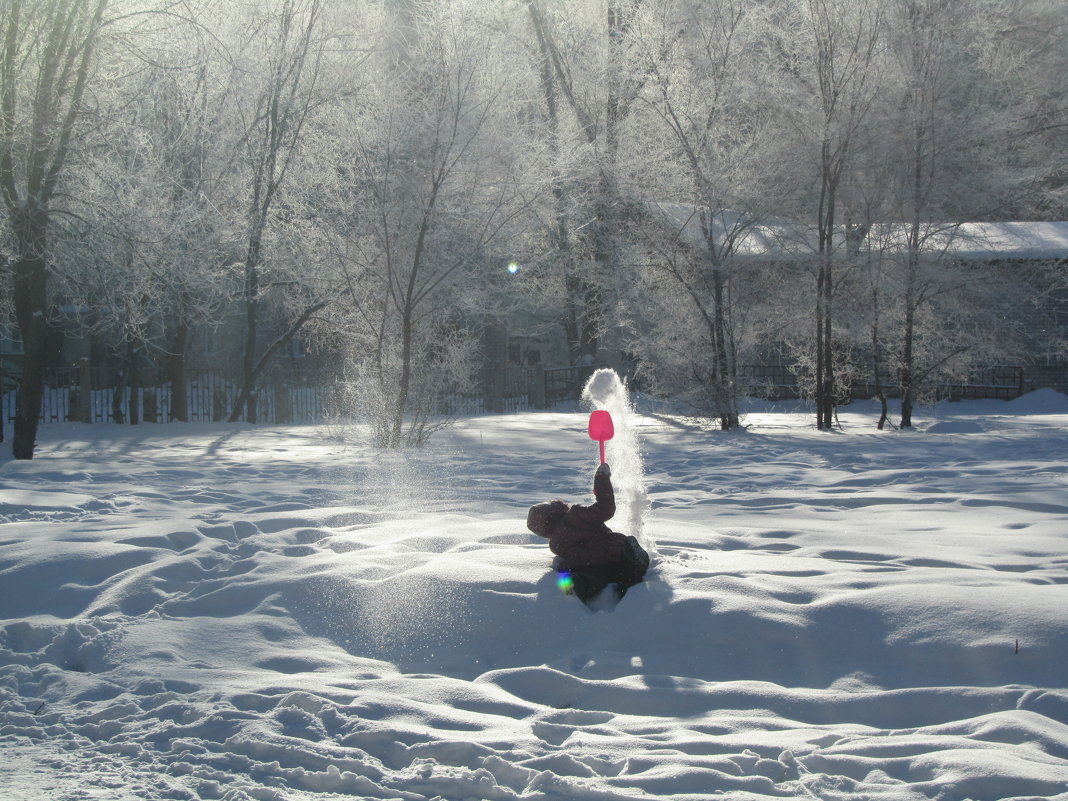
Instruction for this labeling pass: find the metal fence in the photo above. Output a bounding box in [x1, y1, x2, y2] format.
[1, 362, 1039, 431]
[0, 367, 540, 427]
[1, 370, 324, 427]
[544, 364, 609, 405]
[741, 364, 1026, 402]
[738, 364, 800, 400]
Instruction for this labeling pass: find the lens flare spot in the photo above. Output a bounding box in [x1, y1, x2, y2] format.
[556, 572, 574, 595]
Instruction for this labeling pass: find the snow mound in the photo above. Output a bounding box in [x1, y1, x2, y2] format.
[1007, 387, 1068, 414]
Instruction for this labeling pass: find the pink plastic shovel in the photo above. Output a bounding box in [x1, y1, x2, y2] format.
[588, 410, 614, 464]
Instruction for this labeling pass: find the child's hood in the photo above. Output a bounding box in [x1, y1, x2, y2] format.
[526, 500, 569, 538]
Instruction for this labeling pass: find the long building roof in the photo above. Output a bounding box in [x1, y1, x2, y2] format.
[648, 202, 1068, 262]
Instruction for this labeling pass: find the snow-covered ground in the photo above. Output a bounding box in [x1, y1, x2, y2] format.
[2, 390, 1067, 801]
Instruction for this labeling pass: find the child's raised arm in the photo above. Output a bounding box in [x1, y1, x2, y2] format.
[572, 462, 616, 524]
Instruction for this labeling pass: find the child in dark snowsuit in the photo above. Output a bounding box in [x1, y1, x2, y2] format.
[526, 462, 650, 604]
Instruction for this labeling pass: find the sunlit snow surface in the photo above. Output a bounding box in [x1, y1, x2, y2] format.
[2, 392, 1068, 800]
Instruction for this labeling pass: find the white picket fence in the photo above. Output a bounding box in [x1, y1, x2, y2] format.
[2, 373, 325, 426]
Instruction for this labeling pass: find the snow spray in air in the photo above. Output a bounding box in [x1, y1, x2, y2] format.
[582, 368, 651, 549]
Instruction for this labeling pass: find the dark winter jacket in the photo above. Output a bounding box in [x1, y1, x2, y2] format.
[526, 469, 628, 569]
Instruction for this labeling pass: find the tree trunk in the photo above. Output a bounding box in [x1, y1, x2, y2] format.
[390, 311, 414, 448]
[127, 340, 140, 425]
[11, 210, 49, 459]
[231, 300, 326, 426]
[167, 320, 190, 422]
[899, 214, 920, 429]
[709, 262, 738, 430]
[871, 286, 888, 430]
[231, 233, 261, 423]
[822, 278, 834, 429]
[112, 362, 126, 424]
[814, 134, 835, 431]
[815, 259, 830, 430]
[815, 176, 837, 432]
[899, 121, 925, 430]
[900, 299, 916, 429]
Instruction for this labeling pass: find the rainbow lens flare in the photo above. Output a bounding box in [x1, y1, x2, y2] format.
[556, 571, 574, 595]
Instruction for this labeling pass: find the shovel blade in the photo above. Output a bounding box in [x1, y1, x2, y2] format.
[588, 410, 614, 442]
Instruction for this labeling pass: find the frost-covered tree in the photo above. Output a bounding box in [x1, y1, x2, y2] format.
[310, 0, 533, 447]
[522, 0, 641, 364]
[147, 61, 239, 421]
[1, 0, 109, 458]
[620, 0, 783, 429]
[979, 0, 1068, 220]
[879, 0, 979, 427]
[864, 0, 1051, 427]
[781, 0, 883, 430]
[224, 0, 329, 423]
[58, 12, 237, 423]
